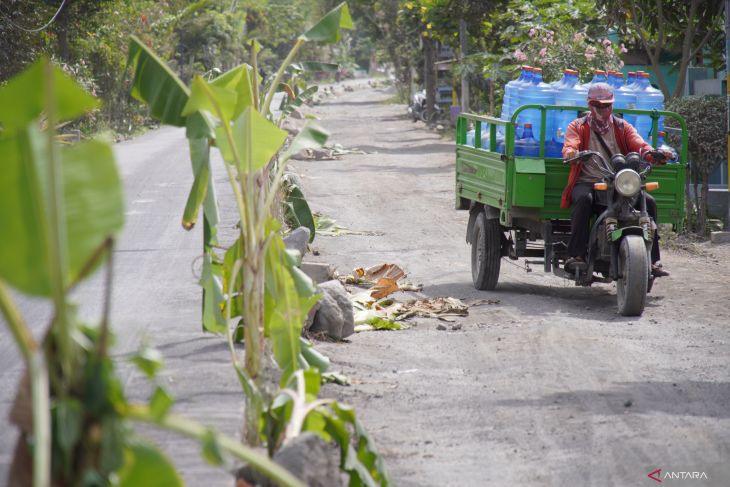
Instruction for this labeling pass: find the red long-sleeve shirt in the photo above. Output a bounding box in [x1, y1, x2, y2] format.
[560, 115, 653, 208]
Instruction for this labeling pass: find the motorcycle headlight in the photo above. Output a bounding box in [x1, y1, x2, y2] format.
[614, 169, 641, 197]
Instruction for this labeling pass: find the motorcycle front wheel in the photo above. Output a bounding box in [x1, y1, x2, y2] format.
[616, 235, 649, 316]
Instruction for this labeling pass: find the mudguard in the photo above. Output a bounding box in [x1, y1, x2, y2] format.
[610, 225, 652, 242]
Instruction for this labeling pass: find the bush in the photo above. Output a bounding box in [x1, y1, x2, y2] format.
[665, 95, 727, 235]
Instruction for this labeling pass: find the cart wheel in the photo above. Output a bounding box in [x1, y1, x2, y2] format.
[471, 211, 501, 290]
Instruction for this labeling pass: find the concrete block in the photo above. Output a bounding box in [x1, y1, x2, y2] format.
[710, 231, 730, 244]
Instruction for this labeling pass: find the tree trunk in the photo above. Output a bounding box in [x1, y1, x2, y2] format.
[685, 163, 693, 232]
[693, 168, 700, 233]
[55, 3, 71, 63]
[460, 19, 469, 112]
[699, 169, 709, 236]
[423, 36, 436, 123]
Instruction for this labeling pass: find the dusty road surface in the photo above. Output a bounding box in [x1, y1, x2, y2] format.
[296, 83, 730, 486]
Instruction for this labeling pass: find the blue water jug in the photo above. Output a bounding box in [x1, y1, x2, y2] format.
[607, 71, 622, 88]
[516, 68, 555, 145]
[501, 66, 531, 122]
[613, 73, 638, 126]
[626, 72, 638, 89]
[584, 69, 608, 88]
[514, 123, 539, 157]
[656, 131, 678, 163]
[466, 125, 502, 150]
[634, 72, 664, 140]
[554, 69, 587, 144]
[500, 66, 532, 137]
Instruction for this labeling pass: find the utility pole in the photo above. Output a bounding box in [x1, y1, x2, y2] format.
[460, 19, 470, 112]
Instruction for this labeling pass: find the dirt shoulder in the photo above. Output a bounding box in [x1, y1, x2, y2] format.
[295, 83, 730, 486]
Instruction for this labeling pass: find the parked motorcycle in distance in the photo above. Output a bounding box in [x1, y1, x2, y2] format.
[408, 89, 442, 123]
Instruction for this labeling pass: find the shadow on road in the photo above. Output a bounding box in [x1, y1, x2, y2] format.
[495, 381, 730, 418]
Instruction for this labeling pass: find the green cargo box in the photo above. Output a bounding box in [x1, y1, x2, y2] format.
[455, 105, 687, 232]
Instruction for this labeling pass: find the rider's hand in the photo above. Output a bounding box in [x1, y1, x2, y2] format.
[564, 149, 578, 161]
[658, 149, 674, 164]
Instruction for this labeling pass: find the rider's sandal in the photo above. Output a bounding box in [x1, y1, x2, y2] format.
[651, 264, 670, 277]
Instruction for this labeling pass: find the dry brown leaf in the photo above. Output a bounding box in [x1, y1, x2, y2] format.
[370, 277, 400, 299]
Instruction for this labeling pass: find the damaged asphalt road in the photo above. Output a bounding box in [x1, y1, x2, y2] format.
[297, 83, 730, 486]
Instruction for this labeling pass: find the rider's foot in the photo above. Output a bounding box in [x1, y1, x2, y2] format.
[651, 263, 670, 277]
[564, 256, 586, 271]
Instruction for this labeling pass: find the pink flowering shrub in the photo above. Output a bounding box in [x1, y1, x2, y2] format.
[511, 26, 624, 83]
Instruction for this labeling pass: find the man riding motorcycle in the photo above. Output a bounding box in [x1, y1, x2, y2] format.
[561, 82, 673, 276]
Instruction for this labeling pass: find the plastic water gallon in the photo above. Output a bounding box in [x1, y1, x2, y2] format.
[634, 72, 664, 140]
[516, 68, 555, 144]
[584, 69, 608, 88]
[501, 66, 532, 123]
[465, 125, 498, 150]
[613, 72, 638, 126]
[514, 123, 539, 157]
[554, 69, 587, 144]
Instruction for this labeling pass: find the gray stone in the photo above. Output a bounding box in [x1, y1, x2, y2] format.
[710, 231, 730, 244]
[283, 227, 310, 259]
[309, 280, 354, 339]
[274, 433, 341, 487]
[236, 433, 341, 487]
[300, 262, 335, 284]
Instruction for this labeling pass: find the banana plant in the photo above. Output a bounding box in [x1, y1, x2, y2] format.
[0, 57, 303, 487]
[127, 2, 353, 445]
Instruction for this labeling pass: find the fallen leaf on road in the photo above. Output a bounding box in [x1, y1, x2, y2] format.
[370, 277, 400, 299]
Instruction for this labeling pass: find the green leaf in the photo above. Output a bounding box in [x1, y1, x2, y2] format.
[183, 76, 237, 123]
[264, 231, 318, 383]
[284, 183, 316, 241]
[233, 107, 288, 173]
[201, 429, 225, 466]
[0, 131, 124, 296]
[300, 337, 330, 372]
[281, 121, 329, 161]
[201, 251, 226, 334]
[62, 140, 125, 283]
[211, 63, 256, 120]
[290, 62, 340, 73]
[150, 386, 174, 420]
[117, 440, 184, 487]
[301, 2, 354, 43]
[0, 57, 97, 132]
[182, 138, 210, 230]
[130, 345, 163, 379]
[53, 398, 83, 474]
[128, 35, 189, 127]
[100, 417, 126, 473]
[303, 367, 322, 398]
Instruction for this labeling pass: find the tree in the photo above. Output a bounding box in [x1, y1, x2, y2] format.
[600, 0, 726, 99]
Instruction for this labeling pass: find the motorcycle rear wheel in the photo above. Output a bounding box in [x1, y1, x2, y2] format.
[616, 235, 649, 316]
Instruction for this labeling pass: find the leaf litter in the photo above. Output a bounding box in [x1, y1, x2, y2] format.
[342, 263, 500, 332]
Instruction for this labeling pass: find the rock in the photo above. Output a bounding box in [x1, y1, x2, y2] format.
[436, 324, 447, 331]
[283, 227, 310, 259]
[237, 433, 341, 487]
[274, 433, 341, 487]
[300, 262, 335, 284]
[310, 280, 354, 339]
